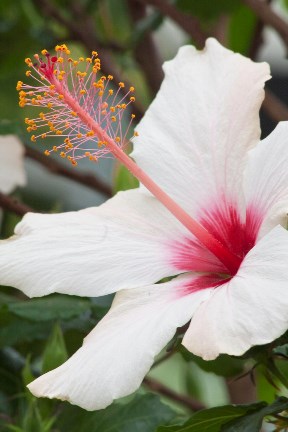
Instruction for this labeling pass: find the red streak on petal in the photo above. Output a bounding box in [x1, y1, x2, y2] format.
[170, 197, 264, 276]
[179, 274, 229, 297]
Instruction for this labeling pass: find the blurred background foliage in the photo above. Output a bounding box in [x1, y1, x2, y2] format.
[1, 0, 288, 431]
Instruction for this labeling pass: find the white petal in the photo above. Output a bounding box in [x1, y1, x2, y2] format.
[0, 189, 203, 297]
[28, 274, 212, 410]
[183, 225, 288, 360]
[132, 38, 270, 219]
[245, 122, 288, 237]
[0, 135, 26, 193]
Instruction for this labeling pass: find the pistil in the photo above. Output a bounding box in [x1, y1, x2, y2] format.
[19, 46, 243, 275]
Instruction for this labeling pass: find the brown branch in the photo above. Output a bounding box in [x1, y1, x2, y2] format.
[34, 0, 145, 120]
[127, 0, 164, 96]
[242, 0, 288, 48]
[143, 377, 205, 411]
[226, 374, 256, 405]
[249, 18, 266, 59]
[25, 147, 113, 197]
[262, 89, 288, 123]
[138, 0, 208, 48]
[0, 192, 33, 216]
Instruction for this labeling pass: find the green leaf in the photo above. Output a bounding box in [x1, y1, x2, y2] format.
[58, 393, 176, 432]
[176, 0, 240, 21]
[228, 6, 257, 55]
[0, 316, 52, 347]
[42, 323, 68, 373]
[158, 398, 288, 432]
[113, 163, 139, 193]
[157, 403, 266, 431]
[273, 343, 288, 358]
[0, 119, 21, 135]
[222, 397, 288, 431]
[180, 347, 244, 378]
[8, 295, 91, 322]
[22, 355, 34, 388]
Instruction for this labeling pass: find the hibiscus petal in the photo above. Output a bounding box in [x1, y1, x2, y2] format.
[0, 135, 26, 193]
[245, 122, 288, 238]
[132, 38, 270, 219]
[0, 189, 210, 297]
[183, 225, 288, 360]
[28, 274, 212, 410]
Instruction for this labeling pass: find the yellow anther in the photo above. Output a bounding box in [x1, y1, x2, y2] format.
[71, 159, 77, 166]
[73, 61, 79, 66]
[99, 91, 103, 97]
[53, 146, 58, 152]
[108, 75, 113, 80]
[31, 135, 36, 142]
[79, 57, 84, 62]
[115, 136, 120, 142]
[111, 116, 116, 122]
[47, 102, 53, 108]
[36, 95, 43, 100]
[130, 97, 135, 102]
[108, 89, 114, 96]
[129, 86, 135, 92]
[44, 150, 50, 156]
[16, 81, 23, 91]
[119, 82, 125, 88]
[57, 57, 64, 63]
[41, 134, 47, 139]
[86, 131, 95, 137]
[56, 130, 62, 135]
[92, 51, 98, 56]
[41, 49, 48, 55]
[89, 155, 97, 162]
[60, 152, 66, 158]
[134, 131, 139, 137]
[27, 127, 32, 132]
[77, 133, 83, 138]
[85, 152, 91, 157]
[49, 85, 55, 90]
[110, 106, 115, 112]
[25, 57, 32, 65]
[121, 104, 127, 109]
[80, 89, 86, 95]
[58, 94, 64, 100]
[71, 111, 77, 117]
[86, 57, 92, 63]
[19, 91, 26, 97]
[25, 70, 32, 77]
[39, 112, 45, 120]
[131, 114, 136, 119]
